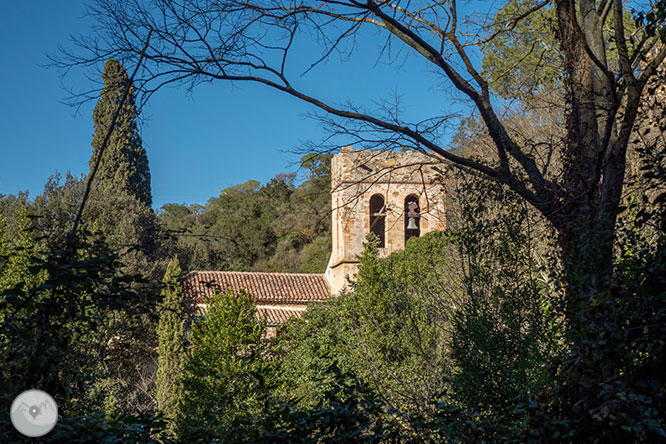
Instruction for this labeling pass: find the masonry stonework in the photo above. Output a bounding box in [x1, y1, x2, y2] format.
[325, 147, 447, 294]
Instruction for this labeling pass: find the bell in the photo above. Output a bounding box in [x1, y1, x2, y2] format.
[407, 217, 418, 230]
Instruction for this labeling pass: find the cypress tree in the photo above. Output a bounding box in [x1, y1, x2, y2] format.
[85, 59, 160, 278]
[0, 206, 7, 340]
[90, 59, 151, 207]
[0, 202, 7, 269]
[156, 257, 185, 420]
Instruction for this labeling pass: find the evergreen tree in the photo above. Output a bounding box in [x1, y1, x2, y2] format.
[85, 58, 161, 281]
[0, 199, 43, 292]
[156, 257, 185, 420]
[0, 205, 8, 350]
[178, 289, 268, 440]
[90, 59, 151, 206]
[0, 201, 7, 272]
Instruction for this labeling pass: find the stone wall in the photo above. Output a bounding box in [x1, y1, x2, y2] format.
[325, 147, 447, 294]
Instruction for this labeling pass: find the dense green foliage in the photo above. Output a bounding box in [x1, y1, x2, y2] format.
[84, 59, 162, 292]
[245, 372, 403, 443]
[0, 225, 154, 435]
[277, 233, 457, 414]
[1, 59, 163, 420]
[0, 394, 174, 444]
[529, 124, 666, 443]
[0, 201, 44, 294]
[156, 257, 185, 420]
[177, 289, 270, 441]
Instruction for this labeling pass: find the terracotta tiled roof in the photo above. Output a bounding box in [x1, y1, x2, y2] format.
[183, 271, 331, 304]
[257, 305, 306, 327]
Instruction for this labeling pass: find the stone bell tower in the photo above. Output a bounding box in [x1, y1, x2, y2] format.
[325, 147, 447, 294]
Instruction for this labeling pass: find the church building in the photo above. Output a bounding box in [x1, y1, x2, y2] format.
[183, 147, 447, 335]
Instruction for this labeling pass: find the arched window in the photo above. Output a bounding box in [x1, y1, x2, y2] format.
[404, 194, 420, 243]
[369, 194, 386, 248]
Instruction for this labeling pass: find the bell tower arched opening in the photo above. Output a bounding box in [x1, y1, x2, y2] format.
[404, 194, 420, 243]
[369, 194, 386, 248]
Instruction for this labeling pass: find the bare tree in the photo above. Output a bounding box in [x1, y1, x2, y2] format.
[56, 0, 664, 269]
[54, 0, 666, 419]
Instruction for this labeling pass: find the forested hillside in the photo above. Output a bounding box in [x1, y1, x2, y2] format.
[1, 164, 332, 276]
[158, 152, 332, 274]
[1, 155, 332, 279]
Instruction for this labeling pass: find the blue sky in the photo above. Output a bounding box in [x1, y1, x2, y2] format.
[0, 1, 466, 209]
